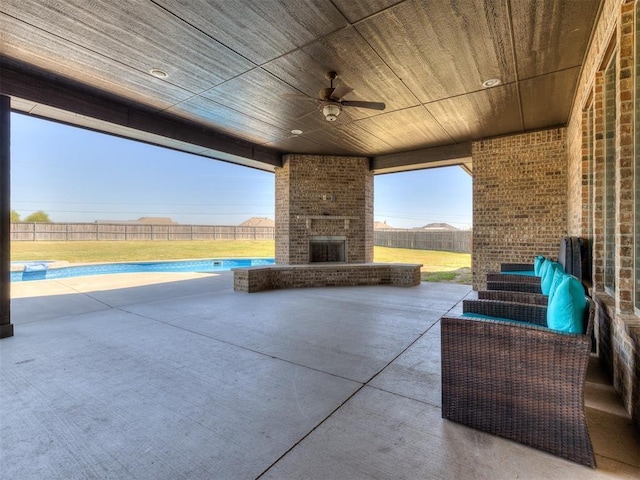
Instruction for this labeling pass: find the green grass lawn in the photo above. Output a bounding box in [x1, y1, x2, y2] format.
[374, 246, 471, 284]
[11, 241, 472, 283]
[10, 240, 275, 263]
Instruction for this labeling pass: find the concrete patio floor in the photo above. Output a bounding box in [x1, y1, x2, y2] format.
[2, 272, 639, 479]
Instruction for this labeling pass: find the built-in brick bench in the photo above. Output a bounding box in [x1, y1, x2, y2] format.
[233, 263, 422, 292]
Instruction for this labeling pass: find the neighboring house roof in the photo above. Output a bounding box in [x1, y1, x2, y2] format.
[374, 221, 394, 230]
[417, 223, 459, 231]
[137, 217, 176, 225]
[95, 217, 177, 224]
[239, 217, 275, 227]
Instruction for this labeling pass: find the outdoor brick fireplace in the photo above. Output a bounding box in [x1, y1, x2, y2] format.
[232, 154, 421, 292]
[275, 154, 373, 265]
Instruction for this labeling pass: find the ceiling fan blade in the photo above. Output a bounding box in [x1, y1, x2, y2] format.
[341, 100, 386, 110]
[319, 87, 335, 100]
[331, 83, 353, 100]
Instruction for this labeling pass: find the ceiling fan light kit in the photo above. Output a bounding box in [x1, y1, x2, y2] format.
[322, 103, 342, 121]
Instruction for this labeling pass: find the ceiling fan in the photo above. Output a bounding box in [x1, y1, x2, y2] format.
[292, 71, 386, 122]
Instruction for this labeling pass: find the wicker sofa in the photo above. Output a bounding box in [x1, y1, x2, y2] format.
[440, 298, 596, 467]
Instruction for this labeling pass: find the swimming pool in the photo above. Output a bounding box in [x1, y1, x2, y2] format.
[11, 258, 275, 282]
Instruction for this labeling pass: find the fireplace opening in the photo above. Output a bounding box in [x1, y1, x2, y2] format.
[309, 236, 346, 263]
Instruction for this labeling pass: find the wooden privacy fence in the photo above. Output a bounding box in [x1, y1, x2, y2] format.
[10, 223, 275, 241]
[374, 229, 472, 253]
[11, 223, 472, 253]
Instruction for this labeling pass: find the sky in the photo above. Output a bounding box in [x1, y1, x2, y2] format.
[10, 113, 472, 229]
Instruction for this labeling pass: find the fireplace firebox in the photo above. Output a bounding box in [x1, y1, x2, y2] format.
[309, 236, 347, 263]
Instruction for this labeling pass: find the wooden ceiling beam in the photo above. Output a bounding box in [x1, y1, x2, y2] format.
[371, 143, 472, 174]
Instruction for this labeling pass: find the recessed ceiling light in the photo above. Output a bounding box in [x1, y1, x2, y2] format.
[291, 129, 303, 135]
[482, 78, 501, 88]
[150, 68, 168, 79]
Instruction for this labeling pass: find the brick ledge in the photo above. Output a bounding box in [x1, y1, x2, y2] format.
[233, 263, 422, 292]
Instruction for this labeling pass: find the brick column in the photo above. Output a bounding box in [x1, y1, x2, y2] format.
[0, 95, 13, 338]
[471, 129, 567, 290]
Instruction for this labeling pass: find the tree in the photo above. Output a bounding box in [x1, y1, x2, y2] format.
[10, 210, 20, 222]
[24, 210, 52, 223]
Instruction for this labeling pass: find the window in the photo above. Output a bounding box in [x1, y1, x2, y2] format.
[604, 54, 616, 294]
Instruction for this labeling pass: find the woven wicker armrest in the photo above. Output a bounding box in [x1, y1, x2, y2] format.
[486, 272, 541, 284]
[463, 299, 547, 326]
[500, 262, 534, 272]
[441, 311, 596, 467]
[477, 290, 548, 306]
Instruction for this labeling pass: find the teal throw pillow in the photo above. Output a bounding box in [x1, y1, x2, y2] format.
[534, 255, 547, 276]
[541, 261, 563, 295]
[548, 268, 566, 304]
[538, 257, 551, 280]
[546, 275, 587, 334]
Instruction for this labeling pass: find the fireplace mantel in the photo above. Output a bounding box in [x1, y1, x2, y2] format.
[296, 215, 359, 229]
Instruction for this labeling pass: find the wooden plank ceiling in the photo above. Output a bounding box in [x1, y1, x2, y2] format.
[0, 0, 601, 172]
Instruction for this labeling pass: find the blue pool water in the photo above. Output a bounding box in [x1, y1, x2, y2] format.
[11, 258, 275, 282]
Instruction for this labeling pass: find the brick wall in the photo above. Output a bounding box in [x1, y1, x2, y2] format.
[275, 158, 291, 263]
[275, 155, 373, 264]
[567, 110, 585, 236]
[563, 0, 639, 430]
[471, 129, 567, 290]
